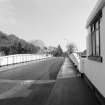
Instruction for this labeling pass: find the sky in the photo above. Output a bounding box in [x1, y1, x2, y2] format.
[0, 0, 98, 51]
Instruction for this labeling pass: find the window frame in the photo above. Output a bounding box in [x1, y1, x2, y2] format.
[88, 10, 102, 62]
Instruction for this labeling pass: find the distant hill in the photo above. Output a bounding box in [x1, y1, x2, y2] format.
[0, 31, 40, 55]
[30, 40, 45, 49]
[8, 34, 19, 42]
[0, 31, 11, 47]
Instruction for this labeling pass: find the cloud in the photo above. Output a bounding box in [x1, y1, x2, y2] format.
[0, 0, 16, 25]
[0, 0, 9, 3]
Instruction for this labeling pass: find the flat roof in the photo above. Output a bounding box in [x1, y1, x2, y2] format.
[86, 0, 105, 28]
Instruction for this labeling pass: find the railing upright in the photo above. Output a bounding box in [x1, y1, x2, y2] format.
[0, 54, 49, 67]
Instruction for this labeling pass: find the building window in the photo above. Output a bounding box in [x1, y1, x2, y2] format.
[88, 10, 102, 62]
[91, 20, 100, 56]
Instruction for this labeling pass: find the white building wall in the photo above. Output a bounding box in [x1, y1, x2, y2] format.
[84, 6, 105, 97]
[101, 7, 105, 62]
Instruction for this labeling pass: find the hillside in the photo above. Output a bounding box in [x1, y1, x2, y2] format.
[30, 40, 45, 49]
[0, 31, 40, 55]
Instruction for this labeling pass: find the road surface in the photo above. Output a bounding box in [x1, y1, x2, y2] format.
[0, 57, 64, 105]
[0, 57, 64, 80]
[0, 57, 99, 105]
[46, 58, 100, 105]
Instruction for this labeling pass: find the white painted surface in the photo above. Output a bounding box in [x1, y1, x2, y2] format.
[69, 53, 80, 70]
[0, 54, 51, 67]
[82, 6, 105, 97]
[86, 0, 105, 28]
[79, 57, 86, 73]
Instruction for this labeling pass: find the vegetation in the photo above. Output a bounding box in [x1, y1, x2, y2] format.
[0, 31, 65, 56]
[49, 45, 63, 57]
[0, 31, 40, 55]
[66, 43, 77, 54]
[30, 40, 45, 49]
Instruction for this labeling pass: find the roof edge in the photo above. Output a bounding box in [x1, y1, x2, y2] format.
[86, 0, 105, 28]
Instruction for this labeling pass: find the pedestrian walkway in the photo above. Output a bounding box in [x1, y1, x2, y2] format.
[57, 58, 80, 78]
[46, 57, 100, 105]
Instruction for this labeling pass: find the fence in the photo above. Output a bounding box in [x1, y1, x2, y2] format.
[0, 54, 51, 67]
[69, 53, 80, 70]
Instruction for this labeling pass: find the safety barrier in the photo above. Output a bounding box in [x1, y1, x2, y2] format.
[69, 53, 80, 70]
[0, 54, 51, 67]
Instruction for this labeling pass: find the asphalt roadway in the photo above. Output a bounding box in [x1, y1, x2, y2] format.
[46, 58, 100, 105]
[0, 57, 100, 105]
[0, 57, 64, 80]
[0, 57, 64, 105]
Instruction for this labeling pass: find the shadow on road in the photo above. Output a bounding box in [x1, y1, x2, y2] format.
[0, 82, 55, 105]
[49, 61, 64, 80]
[0, 57, 64, 105]
[36, 57, 64, 80]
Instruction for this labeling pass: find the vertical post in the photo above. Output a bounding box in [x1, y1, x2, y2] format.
[7, 56, 8, 66]
[0, 57, 1, 67]
[13, 55, 14, 65]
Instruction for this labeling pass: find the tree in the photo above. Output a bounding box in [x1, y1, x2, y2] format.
[66, 43, 77, 54]
[0, 31, 41, 55]
[1, 46, 10, 55]
[56, 45, 63, 56]
[52, 45, 63, 57]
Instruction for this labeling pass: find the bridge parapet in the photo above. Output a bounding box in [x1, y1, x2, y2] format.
[0, 54, 51, 67]
[69, 53, 80, 70]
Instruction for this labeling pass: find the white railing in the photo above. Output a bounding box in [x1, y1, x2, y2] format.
[0, 54, 51, 67]
[69, 53, 80, 70]
[79, 57, 86, 73]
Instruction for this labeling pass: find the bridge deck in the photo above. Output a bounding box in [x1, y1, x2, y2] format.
[0, 57, 100, 105]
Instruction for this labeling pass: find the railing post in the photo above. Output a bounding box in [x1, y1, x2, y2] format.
[0, 57, 1, 67]
[7, 56, 8, 66]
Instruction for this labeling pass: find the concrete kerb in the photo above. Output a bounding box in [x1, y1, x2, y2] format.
[57, 58, 66, 79]
[0, 57, 61, 99]
[57, 57, 81, 79]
